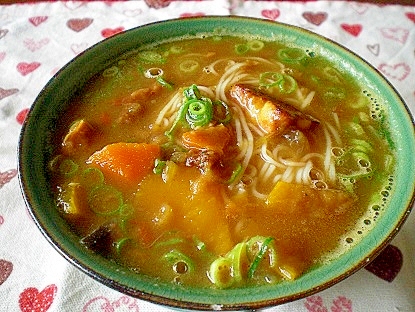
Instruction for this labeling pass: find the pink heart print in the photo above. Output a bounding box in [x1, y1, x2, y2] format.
[341, 23, 362, 37]
[379, 63, 410, 81]
[0, 259, 13, 286]
[302, 12, 328, 26]
[83, 295, 140, 311]
[0, 169, 17, 188]
[19, 284, 58, 312]
[261, 9, 280, 20]
[28, 16, 48, 27]
[66, 18, 94, 32]
[17, 62, 41, 76]
[0, 87, 19, 100]
[380, 27, 409, 44]
[304, 295, 352, 312]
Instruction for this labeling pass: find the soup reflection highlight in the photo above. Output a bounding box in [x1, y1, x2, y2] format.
[51, 36, 396, 288]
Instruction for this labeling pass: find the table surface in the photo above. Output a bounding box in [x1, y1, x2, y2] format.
[0, 1, 414, 311]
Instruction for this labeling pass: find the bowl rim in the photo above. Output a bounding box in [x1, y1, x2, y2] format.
[18, 16, 415, 310]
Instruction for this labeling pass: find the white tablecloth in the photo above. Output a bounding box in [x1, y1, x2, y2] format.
[0, 1, 414, 311]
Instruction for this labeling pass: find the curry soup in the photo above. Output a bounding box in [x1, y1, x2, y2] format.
[50, 35, 396, 289]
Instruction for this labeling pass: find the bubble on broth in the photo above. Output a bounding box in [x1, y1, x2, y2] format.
[320, 174, 395, 263]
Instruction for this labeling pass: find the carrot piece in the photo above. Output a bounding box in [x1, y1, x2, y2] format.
[87, 142, 160, 188]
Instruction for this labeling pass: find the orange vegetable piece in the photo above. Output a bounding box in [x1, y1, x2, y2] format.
[87, 142, 160, 189]
[181, 124, 231, 154]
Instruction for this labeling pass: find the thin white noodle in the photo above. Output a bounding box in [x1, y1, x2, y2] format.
[302, 160, 313, 184]
[154, 91, 182, 127]
[300, 153, 325, 162]
[301, 91, 315, 109]
[197, 85, 216, 98]
[333, 111, 341, 130]
[260, 144, 280, 167]
[326, 121, 342, 146]
[282, 166, 294, 182]
[295, 166, 304, 183]
[250, 179, 268, 200]
[277, 157, 306, 167]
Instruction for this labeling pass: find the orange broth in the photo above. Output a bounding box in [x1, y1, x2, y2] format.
[50, 35, 396, 288]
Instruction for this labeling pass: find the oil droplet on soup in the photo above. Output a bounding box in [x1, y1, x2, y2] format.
[50, 34, 396, 289]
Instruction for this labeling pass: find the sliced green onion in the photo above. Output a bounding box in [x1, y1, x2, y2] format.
[156, 237, 184, 247]
[185, 98, 214, 128]
[119, 203, 134, 232]
[213, 100, 232, 124]
[88, 185, 123, 215]
[114, 237, 132, 255]
[81, 167, 104, 188]
[179, 60, 199, 73]
[247, 40, 264, 51]
[137, 50, 166, 64]
[164, 249, 194, 273]
[183, 84, 201, 100]
[226, 242, 248, 283]
[209, 256, 234, 288]
[235, 44, 249, 55]
[259, 72, 297, 94]
[156, 76, 173, 90]
[247, 236, 275, 278]
[193, 236, 206, 251]
[324, 87, 346, 101]
[277, 48, 307, 63]
[102, 66, 120, 78]
[259, 72, 283, 88]
[277, 74, 297, 94]
[323, 66, 342, 84]
[59, 159, 79, 177]
[153, 158, 167, 174]
[170, 45, 184, 54]
[226, 163, 242, 184]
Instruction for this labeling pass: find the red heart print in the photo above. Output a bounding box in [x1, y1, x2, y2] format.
[0, 28, 8, 40]
[29, 16, 48, 27]
[261, 9, 280, 21]
[0, 259, 13, 286]
[17, 62, 41, 76]
[19, 284, 58, 312]
[365, 244, 402, 282]
[0, 169, 17, 188]
[379, 62, 410, 81]
[405, 12, 415, 23]
[67, 18, 93, 32]
[302, 12, 328, 26]
[0, 87, 19, 100]
[101, 27, 125, 38]
[341, 23, 362, 37]
[16, 108, 29, 125]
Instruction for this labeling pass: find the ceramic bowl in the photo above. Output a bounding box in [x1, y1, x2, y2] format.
[18, 16, 415, 310]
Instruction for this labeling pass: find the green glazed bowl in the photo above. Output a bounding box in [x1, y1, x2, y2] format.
[18, 16, 415, 310]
